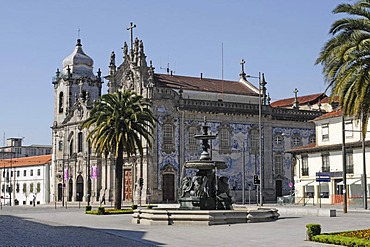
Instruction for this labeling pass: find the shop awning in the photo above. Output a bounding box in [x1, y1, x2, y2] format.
[295, 180, 314, 186]
[337, 179, 360, 185]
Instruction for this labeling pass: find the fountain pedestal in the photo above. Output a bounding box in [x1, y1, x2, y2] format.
[178, 119, 231, 210]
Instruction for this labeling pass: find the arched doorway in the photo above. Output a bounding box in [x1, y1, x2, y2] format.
[163, 173, 175, 202]
[76, 175, 84, 201]
[57, 183, 62, 201]
[68, 179, 73, 201]
[124, 169, 132, 201]
[276, 180, 283, 199]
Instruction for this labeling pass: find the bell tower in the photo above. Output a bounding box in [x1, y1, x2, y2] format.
[51, 39, 103, 204]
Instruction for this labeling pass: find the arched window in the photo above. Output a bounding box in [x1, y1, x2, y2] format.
[291, 134, 302, 147]
[36, 183, 41, 193]
[274, 134, 283, 146]
[309, 134, 316, 144]
[59, 92, 64, 113]
[69, 139, 74, 156]
[30, 183, 34, 193]
[78, 132, 83, 153]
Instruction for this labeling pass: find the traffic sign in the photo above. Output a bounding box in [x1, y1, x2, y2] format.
[316, 172, 330, 182]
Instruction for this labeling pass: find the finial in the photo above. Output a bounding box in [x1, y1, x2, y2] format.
[67, 65, 71, 78]
[122, 42, 128, 57]
[293, 88, 299, 109]
[110, 51, 115, 65]
[240, 59, 246, 79]
[76, 38, 82, 47]
[97, 68, 101, 78]
[56, 68, 60, 78]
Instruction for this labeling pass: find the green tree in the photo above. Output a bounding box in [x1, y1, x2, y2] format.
[82, 90, 155, 209]
[316, 0, 370, 209]
[316, 0, 370, 134]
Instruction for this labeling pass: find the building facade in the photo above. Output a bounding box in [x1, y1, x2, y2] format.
[0, 155, 51, 206]
[290, 109, 370, 206]
[51, 36, 324, 206]
[0, 138, 52, 159]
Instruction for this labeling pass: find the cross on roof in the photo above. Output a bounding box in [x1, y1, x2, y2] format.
[126, 22, 136, 53]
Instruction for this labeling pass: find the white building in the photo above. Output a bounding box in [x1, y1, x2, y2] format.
[0, 138, 52, 159]
[0, 155, 51, 206]
[290, 109, 370, 206]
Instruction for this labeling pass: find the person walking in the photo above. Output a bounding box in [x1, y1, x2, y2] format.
[32, 194, 36, 207]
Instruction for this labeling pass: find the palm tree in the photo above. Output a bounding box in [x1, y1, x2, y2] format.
[316, 0, 370, 133]
[82, 90, 155, 209]
[316, 0, 370, 209]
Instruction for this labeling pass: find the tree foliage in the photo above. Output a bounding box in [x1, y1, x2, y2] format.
[316, 0, 370, 136]
[82, 90, 155, 209]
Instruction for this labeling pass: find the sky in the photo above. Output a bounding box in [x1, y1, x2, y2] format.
[0, 0, 344, 146]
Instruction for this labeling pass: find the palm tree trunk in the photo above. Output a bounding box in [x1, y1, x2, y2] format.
[114, 147, 123, 209]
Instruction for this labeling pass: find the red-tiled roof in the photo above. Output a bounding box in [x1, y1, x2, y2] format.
[288, 143, 317, 152]
[271, 93, 327, 108]
[314, 109, 342, 121]
[154, 74, 258, 96]
[0, 154, 52, 168]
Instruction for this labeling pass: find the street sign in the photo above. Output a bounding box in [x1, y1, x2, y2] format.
[316, 172, 331, 182]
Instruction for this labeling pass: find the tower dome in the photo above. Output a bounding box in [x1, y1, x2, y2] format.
[62, 39, 94, 77]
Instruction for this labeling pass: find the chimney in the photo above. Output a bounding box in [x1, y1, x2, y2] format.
[200, 73, 203, 80]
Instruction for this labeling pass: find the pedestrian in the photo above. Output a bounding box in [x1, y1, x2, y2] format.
[32, 194, 36, 207]
[101, 194, 105, 205]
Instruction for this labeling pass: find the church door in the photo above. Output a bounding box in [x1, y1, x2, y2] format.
[276, 180, 283, 199]
[76, 175, 84, 201]
[124, 169, 132, 201]
[68, 179, 73, 201]
[57, 183, 62, 201]
[163, 174, 175, 202]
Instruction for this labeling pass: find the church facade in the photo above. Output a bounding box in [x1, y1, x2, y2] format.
[51, 36, 324, 205]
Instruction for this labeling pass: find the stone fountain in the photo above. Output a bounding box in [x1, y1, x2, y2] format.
[179, 118, 232, 210]
[132, 119, 279, 225]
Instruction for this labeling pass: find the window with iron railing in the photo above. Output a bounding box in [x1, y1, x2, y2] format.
[346, 152, 354, 174]
[321, 154, 330, 172]
[302, 156, 309, 176]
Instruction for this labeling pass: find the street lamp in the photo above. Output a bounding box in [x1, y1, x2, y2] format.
[246, 73, 266, 206]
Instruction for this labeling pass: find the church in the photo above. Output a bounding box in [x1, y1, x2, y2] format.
[51, 32, 326, 205]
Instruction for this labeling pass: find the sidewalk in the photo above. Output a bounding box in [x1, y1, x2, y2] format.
[1, 203, 369, 246]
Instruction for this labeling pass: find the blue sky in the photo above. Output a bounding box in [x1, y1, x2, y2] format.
[0, 0, 343, 145]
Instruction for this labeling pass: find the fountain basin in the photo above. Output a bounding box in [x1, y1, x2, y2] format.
[132, 207, 279, 225]
[184, 160, 227, 170]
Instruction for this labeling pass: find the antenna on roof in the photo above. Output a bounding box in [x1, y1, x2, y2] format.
[221, 42, 224, 101]
[160, 62, 171, 75]
[78, 28, 81, 39]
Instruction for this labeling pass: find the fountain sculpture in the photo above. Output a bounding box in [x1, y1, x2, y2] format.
[179, 118, 232, 210]
[132, 118, 279, 225]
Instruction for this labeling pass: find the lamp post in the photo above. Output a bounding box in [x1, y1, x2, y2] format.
[342, 113, 347, 213]
[247, 73, 265, 206]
